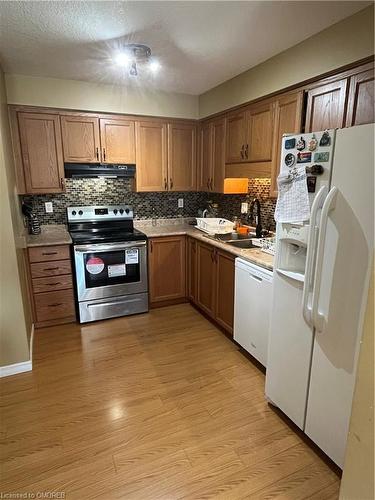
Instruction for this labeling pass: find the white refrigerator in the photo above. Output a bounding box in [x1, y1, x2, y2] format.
[265, 123, 374, 468]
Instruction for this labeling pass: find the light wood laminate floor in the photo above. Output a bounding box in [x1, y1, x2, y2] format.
[1, 304, 340, 499]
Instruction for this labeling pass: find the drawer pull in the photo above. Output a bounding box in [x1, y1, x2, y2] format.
[47, 282, 61, 286]
[42, 252, 58, 256]
[44, 267, 59, 271]
[48, 303, 63, 307]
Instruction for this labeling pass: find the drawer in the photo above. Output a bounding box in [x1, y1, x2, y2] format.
[29, 245, 70, 263]
[30, 259, 72, 278]
[32, 275, 73, 293]
[34, 289, 76, 323]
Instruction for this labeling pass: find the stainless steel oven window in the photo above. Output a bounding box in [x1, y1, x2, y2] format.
[74, 241, 148, 301]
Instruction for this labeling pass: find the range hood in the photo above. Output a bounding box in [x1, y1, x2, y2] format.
[64, 163, 136, 178]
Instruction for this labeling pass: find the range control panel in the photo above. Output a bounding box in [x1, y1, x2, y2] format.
[67, 205, 133, 222]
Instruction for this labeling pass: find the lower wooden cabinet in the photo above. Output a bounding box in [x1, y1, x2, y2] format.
[187, 237, 198, 303]
[27, 244, 76, 328]
[148, 236, 186, 306]
[193, 239, 236, 335]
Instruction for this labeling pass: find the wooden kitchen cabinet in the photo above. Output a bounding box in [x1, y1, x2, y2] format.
[197, 121, 212, 191]
[345, 63, 375, 127]
[99, 118, 136, 164]
[61, 115, 100, 163]
[196, 241, 216, 317]
[196, 240, 235, 334]
[225, 110, 248, 163]
[247, 100, 274, 162]
[187, 237, 198, 303]
[305, 79, 348, 132]
[136, 121, 168, 191]
[148, 236, 186, 306]
[167, 122, 196, 191]
[27, 244, 76, 327]
[215, 250, 235, 334]
[17, 112, 65, 194]
[270, 91, 303, 197]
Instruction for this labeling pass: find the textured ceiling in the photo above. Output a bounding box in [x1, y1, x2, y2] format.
[0, 1, 370, 95]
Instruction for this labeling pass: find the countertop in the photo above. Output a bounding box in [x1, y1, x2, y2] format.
[135, 222, 274, 271]
[25, 221, 274, 270]
[25, 225, 72, 247]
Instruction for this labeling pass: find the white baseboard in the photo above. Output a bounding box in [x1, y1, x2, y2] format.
[0, 360, 32, 378]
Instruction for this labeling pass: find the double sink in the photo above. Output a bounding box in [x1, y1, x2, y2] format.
[204, 232, 257, 249]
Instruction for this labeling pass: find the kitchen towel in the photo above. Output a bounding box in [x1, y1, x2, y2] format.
[274, 166, 310, 223]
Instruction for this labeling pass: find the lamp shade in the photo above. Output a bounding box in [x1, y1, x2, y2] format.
[223, 178, 248, 194]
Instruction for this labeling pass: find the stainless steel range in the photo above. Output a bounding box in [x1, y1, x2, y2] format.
[67, 205, 148, 323]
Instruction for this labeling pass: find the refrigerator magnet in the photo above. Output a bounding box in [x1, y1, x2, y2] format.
[296, 137, 306, 150]
[308, 135, 318, 151]
[285, 138, 296, 149]
[297, 151, 312, 163]
[314, 151, 330, 162]
[319, 130, 331, 146]
[284, 153, 296, 167]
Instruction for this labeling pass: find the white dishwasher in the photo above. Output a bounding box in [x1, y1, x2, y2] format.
[234, 258, 273, 367]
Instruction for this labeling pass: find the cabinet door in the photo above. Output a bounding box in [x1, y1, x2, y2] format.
[148, 236, 186, 304]
[135, 121, 168, 192]
[215, 250, 235, 334]
[61, 115, 100, 163]
[18, 112, 65, 194]
[196, 241, 216, 317]
[345, 66, 374, 127]
[270, 92, 303, 197]
[187, 237, 198, 303]
[167, 122, 196, 191]
[305, 79, 348, 132]
[225, 110, 247, 163]
[99, 118, 136, 163]
[211, 118, 226, 193]
[197, 122, 212, 191]
[247, 101, 274, 162]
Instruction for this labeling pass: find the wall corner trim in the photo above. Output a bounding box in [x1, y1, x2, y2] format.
[0, 360, 32, 378]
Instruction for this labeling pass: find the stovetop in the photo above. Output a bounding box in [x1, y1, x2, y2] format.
[69, 228, 147, 245]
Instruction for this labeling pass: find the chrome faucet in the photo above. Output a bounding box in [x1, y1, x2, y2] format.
[249, 198, 263, 238]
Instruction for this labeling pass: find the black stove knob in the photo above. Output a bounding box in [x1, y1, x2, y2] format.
[78, 210, 83, 216]
[71, 210, 76, 216]
[119, 208, 124, 214]
[125, 208, 130, 214]
[113, 209, 118, 215]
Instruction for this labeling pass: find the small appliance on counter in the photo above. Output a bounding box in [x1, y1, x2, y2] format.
[67, 205, 149, 323]
[22, 202, 41, 235]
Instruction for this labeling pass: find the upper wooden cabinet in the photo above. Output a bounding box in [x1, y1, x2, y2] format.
[61, 115, 100, 163]
[247, 101, 274, 162]
[99, 118, 136, 164]
[270, 92, 303, 197]
[167, 122, 196, 191]
[345, 64, 374, 127]
[198, 118, 226, 193]
[135, 121, 168, 192]
[17, 112, 65, 194]
[225, 110, 248, 163]
[305, 79, 348, 132]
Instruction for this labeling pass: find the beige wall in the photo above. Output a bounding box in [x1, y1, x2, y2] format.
[0, 67, 31, 367]
[340, 260, 374, 500]
[199, 5, 374, 117]
[5, 74, 199, 119]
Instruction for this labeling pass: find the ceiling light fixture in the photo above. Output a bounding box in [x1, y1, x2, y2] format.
[115, 43, 160, 77]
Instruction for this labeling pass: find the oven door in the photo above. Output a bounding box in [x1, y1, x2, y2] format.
[74, 241, 148, 302]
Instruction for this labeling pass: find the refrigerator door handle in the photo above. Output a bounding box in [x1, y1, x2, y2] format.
[311, 186, 339, 332]
[302, 185, 327, 327]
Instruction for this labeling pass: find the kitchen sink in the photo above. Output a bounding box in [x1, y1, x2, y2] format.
[226, 239, 255, 249]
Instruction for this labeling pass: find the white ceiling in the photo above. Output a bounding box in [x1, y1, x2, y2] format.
[0, 1, 370, 95]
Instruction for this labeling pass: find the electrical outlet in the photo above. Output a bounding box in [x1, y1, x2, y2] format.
[241, 202, 248, 214]
[45, 202, 53, 213]
[178, 198, 184, 208]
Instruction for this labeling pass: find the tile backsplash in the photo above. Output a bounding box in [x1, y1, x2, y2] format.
[22, 177, 276, 230]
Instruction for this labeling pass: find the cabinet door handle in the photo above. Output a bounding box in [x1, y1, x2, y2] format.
[170, 178, 173, 189]
[60, 177, 65, 190]
[48, 303, 63, 307]
[47, 282, 61, 286]
[150, 241, 153, 253]
[103, 148, 106, 161]
[210, 178, 213, 190]
[240, 145, 245, 159]
[164, 178, 168, 190]
[42, 252, 58, 256]
[96, 147, 99, 161]
[44, 267, 59, 271]
[245, 144, 249, 159]
[206, 179, 210, 189]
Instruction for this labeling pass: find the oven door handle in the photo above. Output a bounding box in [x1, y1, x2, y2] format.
[74, 241, 147, 253]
